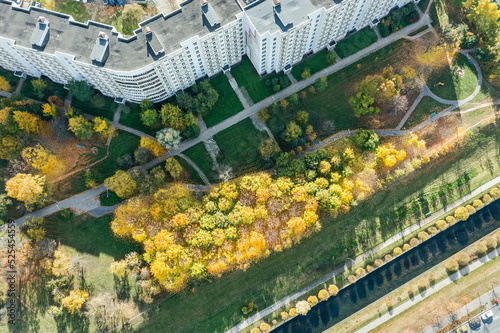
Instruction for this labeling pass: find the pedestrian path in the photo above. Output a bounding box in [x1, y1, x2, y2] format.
[178, 153, 211, 185]
[226, 71, 253, 109]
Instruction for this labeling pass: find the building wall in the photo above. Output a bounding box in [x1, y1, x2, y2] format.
[0, 0, 416, 103]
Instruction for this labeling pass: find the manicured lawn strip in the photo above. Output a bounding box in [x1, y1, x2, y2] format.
[72, 92, 117, 121]
[335, 28, 378, 59]
[20, 76, 67, 103]
[373, 252, 500, 333]
[119, 103, 157, 136]
[54, 0, 92, 22]
[0, 67, 20, 92]
[407, 25, 429, 36]
[175, 156, 205, 185]
[231, 57, 285, 103]
[291, 49, 331, 81]
[203, 74, 244, 127]
[100, 191, 123, 206]
[268, 40, 411, 143]
[91, 130, 140, 182]
[133, 122, 500, 333]
[405, 96, 449, 128]
[427, 53, 478, 101]
[183, 142, 218, 183]
[214, 118, 268, 177]
[418, 0, 430, 11]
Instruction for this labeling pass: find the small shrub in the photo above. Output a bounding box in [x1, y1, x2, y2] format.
[260, 322, 271, 333]
[250, 328, 261, 333]
[417, 279, 427, 291]
[307, 296, 318, 307]
[393, 247, 402, 256]
[482, 194, 493, 204]
[318, 289, 330, 301]
[475, 242, 488, 256]
[347, 275, 357, 284]
[454, 207, 470, 221]
[427, 226, 438, 235]
[446, 215, 457, 225]
[403, 244, 411, 251]
[436, 220, 448, 231]
[418, 231, 429, 241]
[366, 265, 374, 272]
[281, 311, 289, 320]
[490, 187, 500, 199]
[289, 308, 297, 317]
[428, 272, 436, 284]
[445, 259, 459, 272]
[466, 205, 476, 215]
[384, 254, 392, 262]
[328, 284, 339, 296]
[410, 237, 420, 247]
[485, 236, 498, 249]
[407, 284, 414, 296]
[472, 199, 484, 209]
[355, 267, 366, 278]
[386, 299, 393, 309]
[374, 258, 384, 267]
[455, 252, 470, 267]
[272, 319, 277, 325]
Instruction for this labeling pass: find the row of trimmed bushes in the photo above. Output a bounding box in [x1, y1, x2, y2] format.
[248, 187, 500, 332]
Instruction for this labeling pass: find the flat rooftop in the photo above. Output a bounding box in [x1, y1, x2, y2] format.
[244, 0, 319, 34]
[0, 0, 241, 72]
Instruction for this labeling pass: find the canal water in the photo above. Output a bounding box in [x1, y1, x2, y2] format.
[274, 199, 500, 333]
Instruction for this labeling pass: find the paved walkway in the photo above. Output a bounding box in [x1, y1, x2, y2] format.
[355, 247, 500, 333]
[226, 71, 253, 109]
[224, 173, 500, 333]
[14, 76, 25, 94]
[178, 153, 211, 185]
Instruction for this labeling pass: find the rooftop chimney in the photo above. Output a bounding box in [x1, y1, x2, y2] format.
[202, 0, 220, 27]
[90, 32, 109, 65]
[30, 16, 50, 48]
[143, 26, 164, 56]
[273, 0, 280, 6]
[201, 0, 208, 5]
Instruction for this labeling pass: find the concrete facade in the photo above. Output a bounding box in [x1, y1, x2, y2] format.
[0, 0, 416, 103]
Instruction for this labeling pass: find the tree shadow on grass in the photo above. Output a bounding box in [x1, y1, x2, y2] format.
[114, 275, 131, 301]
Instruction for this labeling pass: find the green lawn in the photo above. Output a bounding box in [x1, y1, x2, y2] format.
[203, 74, 244, 127]
[72, 92, 117, 120]
[291, 49, 333, 81]
[418, 0, 430, 11]
[0, 67, 20, 92]
[20, 76, 67, 103]
[335, 28, 378, 59]
[427, 53, 478, 101]
[214, 119, 269, 177]
[268, 40, 413, 142]
[405, 96, 450, 128]
[175, 156, 205, 185]
[133, 120, 500, 333]
[119, 103, 157, 136]
[231, 57, 289, 103]
[54, 0, 92, 22]
[99, 190, 123, 206]
[183, 142, 218, 183]
[91, 130, 140, 182]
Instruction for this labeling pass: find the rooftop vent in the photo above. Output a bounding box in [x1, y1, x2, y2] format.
[90, 32, 109, 65]
[273, 1, 292, 28]
[30, 16, 50, 48]
[143, 26, 165, 56]
[201, 0, 220, 27]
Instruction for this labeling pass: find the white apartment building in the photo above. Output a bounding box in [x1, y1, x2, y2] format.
[0, 0, 416, 104]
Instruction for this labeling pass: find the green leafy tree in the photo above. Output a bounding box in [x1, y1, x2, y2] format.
[315, 77, 328, 92]
[326, 52, 337, 64]
[284, 121, 302, 142]
[350, 92, 380, 117]
[296, 111, 309, 126]
[165, 158, 183, 180]
[0, 194, 12, 217]
[160, 104, 185, 131]
[259, 139, 280, 159]
[351, 129, 380, 151]
[68, 115, 95, 140]
[31, 78, 47, 100]
[140, 109, 159, 127]
[301, 68, 311, 80]
[140, 99, 154, 111]
[289, 93, 299, 105]
[67, 80, 94, 102]
[105, 170, 137, 199]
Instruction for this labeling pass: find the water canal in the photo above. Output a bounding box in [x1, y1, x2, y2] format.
[274, 199, 500, 333]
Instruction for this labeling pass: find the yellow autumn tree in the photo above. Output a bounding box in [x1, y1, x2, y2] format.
[140, 136, 166, 157]
[0, 76, 11, 92]
[42, 103, 58, 118]
[5, 173, 46, 207]
[376, 143, 406, 168]
[22, 145, 57, 174]
[13, 111, 42, 134]
[0, 107, 11, 125]
[61, 290, 89, 313]
[94, 117, 111, 137]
